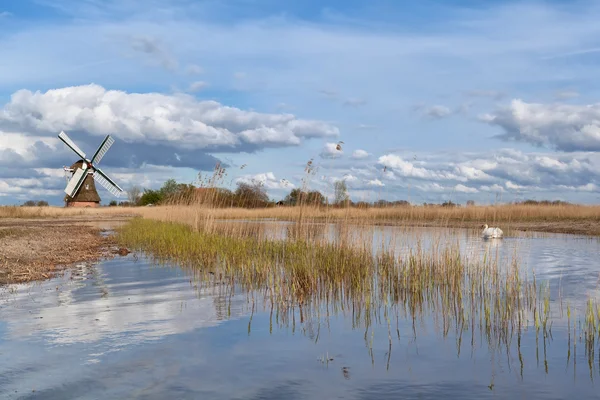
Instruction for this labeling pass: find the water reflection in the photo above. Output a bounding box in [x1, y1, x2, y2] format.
[0, 257, 249, 350]
[1, 224, 600, 398]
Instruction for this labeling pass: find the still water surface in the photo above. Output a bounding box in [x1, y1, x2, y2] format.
[1, 225, 600, 399]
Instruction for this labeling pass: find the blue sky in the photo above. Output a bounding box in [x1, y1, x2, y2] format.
[1, 0, 600, 205]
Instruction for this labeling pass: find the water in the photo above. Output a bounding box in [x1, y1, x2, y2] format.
[1, 225, 600, 399]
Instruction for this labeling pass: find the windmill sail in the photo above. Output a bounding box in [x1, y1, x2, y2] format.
[59, 130, 124, 202]
[93, 166, 123, 197]
[64, 164, 89, 198]
[91, 135, 114, 165]
[58, 131, 87, 160]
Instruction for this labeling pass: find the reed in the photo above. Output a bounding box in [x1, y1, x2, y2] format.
[133, 203, 600, 224]
[4, 201, 600, 234]
[0, 205, 133, 219]
[116, 216, 600, 371]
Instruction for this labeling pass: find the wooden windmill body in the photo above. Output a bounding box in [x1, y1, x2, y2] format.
[58, 131, 124, 207]
[63, 161, 101, 207]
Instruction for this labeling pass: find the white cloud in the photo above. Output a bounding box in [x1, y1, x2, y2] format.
[318, 89, 338, 99]
[423, 105, 452, 119]
[412, 104, 453, 120]
[342, 174, 358, 183]
[235, 172, 294, 190]
[351, 149, 370, 160]
[415, 182, 445, 193]
[480, 184, 505, 193]
[505, 181, 525, 190]
[378, 154, 459, 181]
[482, 99, 600, 151]
[186, 64, 204, 75]
[454, 184, 478, 193]
[367, 179, 384, 187]
[320, 142, 343, 159]
[188, 81, 208, 92]
[329, 149, 600, 203]
[0, 84, 339, 152]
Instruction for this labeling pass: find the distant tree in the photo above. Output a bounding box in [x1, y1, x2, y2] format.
[374, 200, 390, 208]
[36, 200, 49, 207]
[138, 189, 162, 206]
[211, 188, 235, 207]
[354, 201, 370, 209]
[517, 199, 571, 206]
[109, 200, 118, 207]
[284, 188, 326, 206]
[333, 180, 349, 206]
[284, 188, 303, 205]
[127, 185, 142, 205]
[441, 200, 458, 207]
[23, 200, 36, 207]
[306, 190, 326, 206]
[159, 179, 180, 198]
[234, 181, 269, 208]
[466, 200, 475, 207]
[157, 179, 197, 204]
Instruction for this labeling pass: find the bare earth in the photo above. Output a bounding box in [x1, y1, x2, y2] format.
[0, 216, 131, 285]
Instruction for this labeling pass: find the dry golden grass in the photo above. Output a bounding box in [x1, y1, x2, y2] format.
[3, 202, 600, 235]
[133, 203, 600, 222]
[132, 203, 600, 235]
[0, 206, 134, 219]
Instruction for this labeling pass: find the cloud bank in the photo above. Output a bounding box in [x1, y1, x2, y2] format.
[0, 84, 339, 203]
[482, 100, 600, 152]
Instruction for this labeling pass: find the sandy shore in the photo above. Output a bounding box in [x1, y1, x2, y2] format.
[0, 216, 131, 285]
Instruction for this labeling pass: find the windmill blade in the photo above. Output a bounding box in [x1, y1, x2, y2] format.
[64, 164, 88, 198]
[91, 135, 114, 165]
[58, 131, 87, 160]
[93, 166, 123, 197]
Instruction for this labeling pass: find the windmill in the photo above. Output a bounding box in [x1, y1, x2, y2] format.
[58, 131, 124, 207]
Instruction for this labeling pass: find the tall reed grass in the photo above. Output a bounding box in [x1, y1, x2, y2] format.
[117, 217, 600, 375]
[0, 206, 134, 219]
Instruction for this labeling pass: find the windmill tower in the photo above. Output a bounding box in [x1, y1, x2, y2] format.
[58, 131, 124, 207]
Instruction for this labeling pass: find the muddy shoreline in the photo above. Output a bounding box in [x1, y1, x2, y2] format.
[0, 216, 131, 285]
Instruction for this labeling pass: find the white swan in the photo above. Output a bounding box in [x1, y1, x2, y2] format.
[481, 224, 503, 239]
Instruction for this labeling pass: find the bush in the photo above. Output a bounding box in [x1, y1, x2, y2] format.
[234, 182, 270, 208]
[139, 189, 163, 206]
